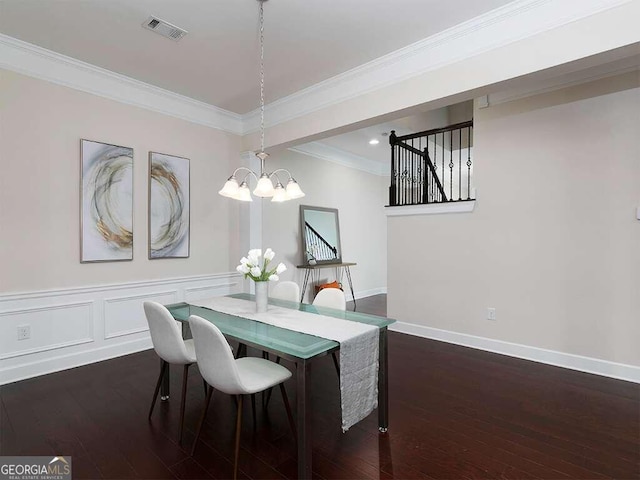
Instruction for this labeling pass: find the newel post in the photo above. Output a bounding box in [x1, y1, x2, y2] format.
[389, 130, 397, 206]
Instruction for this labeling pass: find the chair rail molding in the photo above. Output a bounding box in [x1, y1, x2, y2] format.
[0, 272, 242, 385]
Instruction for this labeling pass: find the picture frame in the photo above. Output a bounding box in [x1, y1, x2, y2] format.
[80, 139, 134, 263]
[148, 152, 190, 259]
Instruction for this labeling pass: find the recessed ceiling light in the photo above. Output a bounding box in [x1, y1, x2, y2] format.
[369, 139, 380, 145]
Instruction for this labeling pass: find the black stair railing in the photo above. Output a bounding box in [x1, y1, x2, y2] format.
[304, 222, 338, 261]
[388, 120, 474, 206]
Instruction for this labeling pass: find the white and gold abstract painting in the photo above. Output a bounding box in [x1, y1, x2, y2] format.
[80, 139, 134, 262]
[148, 152, 190, 259]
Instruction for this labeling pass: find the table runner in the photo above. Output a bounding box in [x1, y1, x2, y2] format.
[192, 296, 379, 432]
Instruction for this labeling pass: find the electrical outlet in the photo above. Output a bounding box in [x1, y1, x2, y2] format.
[487, 308, 496, 321]
[17, 325, 30, 340]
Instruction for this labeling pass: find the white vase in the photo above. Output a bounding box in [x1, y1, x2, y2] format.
[254, 281, 268, 313]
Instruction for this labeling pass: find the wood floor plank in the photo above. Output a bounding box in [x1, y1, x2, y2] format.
[389, 335, 639, 474]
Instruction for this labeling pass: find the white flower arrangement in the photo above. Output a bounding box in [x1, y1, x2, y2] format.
[236, 248, 287, 282]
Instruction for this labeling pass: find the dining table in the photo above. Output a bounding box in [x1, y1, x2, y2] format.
[163, 292, 395, 480]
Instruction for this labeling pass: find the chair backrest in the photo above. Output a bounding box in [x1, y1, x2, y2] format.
[312, 288, 346, 311]
[143, 301, 193, 364]
[188, 315, 245, 395]
[270, 281, 300, 303]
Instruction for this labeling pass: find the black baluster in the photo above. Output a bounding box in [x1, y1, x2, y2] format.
[440, 132, 447, 201]
[401, 146, 405, 206]
[449, 130, 453, 201]
[404, 146, 408, 206]
[459, 127, 462, 201]
[423, 146, 429, 204]
[410, 139, 414, 204]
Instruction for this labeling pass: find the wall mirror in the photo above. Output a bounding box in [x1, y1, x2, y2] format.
[300, 205, 342, 265]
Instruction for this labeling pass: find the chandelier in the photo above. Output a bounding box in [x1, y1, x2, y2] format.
[219, 0, 304, 202]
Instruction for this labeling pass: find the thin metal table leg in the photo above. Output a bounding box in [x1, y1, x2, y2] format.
[296, 359, 312, 479]
[160, 358, 170, 401]
[378, 327, 388, 432]
[345, 266, 356, 311]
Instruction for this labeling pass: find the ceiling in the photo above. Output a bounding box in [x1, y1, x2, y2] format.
[3, 0, 635, 173]
[0, 0, 513, 114]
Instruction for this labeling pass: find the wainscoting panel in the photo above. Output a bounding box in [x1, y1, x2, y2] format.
[104, 290, 178, 340]
[0, 272, 242, 385]
[0, 301, 94, 360]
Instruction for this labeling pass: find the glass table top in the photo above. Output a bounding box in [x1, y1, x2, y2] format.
[166, 293, 394, 360]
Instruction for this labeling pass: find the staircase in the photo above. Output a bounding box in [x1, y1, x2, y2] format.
[388, 120, 474, 206]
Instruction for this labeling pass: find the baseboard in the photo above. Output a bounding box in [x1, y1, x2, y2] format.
[0, 338, 153, 386]
[390, 321, 640, 384]
[353, 287, 387, 300]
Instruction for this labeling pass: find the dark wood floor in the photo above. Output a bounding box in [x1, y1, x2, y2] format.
[1, 294, 638, 479]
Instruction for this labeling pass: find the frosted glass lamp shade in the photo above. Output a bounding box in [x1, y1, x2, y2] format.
[219, 177, 239, 198]
[253, 174, 275, 197]
[286, 178, 305, 199]
[271, 183, 289, 202]
[236, 182, 253, 202]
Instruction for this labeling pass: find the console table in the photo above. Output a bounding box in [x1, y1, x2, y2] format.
[297, 262, 357, 310]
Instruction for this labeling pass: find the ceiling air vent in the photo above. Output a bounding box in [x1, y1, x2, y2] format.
[142, 16, 188, 41]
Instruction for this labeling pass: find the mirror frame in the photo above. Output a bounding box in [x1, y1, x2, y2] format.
[299, 205, 342, 265]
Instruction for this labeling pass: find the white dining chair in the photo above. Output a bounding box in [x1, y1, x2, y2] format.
[143, 301, 198, 444]
[188, 315, 296, 480]
[312, 288, 346, 375]
[270, 281, 300, 303]
[313, 287, 347, 311]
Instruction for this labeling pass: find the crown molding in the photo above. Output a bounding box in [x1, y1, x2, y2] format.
[0, 34, 244, 135]
[241, 0, 633, 134]
[289, 142, 388, 176]
[1, 0, 632, 139]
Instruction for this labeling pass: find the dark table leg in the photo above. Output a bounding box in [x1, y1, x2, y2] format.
[296, 359, 312, 479]
[161, 322, 191, 401]
[378, 327, 388, 432]
[160, 358, 170, 401]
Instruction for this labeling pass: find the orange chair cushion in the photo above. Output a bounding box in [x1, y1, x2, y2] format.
[315, 280, 342, 293]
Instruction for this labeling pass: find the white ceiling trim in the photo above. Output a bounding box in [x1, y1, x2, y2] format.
[0, 0, 631, 139]
[242, 0, 632, 134]
[289, 142, 388, 177]
[0, 34, 244, 135]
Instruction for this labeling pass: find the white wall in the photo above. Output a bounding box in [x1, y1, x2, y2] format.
[388, 73, 640, 380]
[261, 149, 387, 302]
[0, 69, 243, 292]
[0, 70, 243, 384]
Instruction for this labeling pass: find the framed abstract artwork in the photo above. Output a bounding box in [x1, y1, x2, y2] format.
[148, 152, 190, 259]
[80, 139, 134, 263]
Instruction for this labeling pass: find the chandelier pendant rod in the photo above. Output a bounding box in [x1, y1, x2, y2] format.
[218, 0, 304, 202]
[258, 0, 266, 175]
